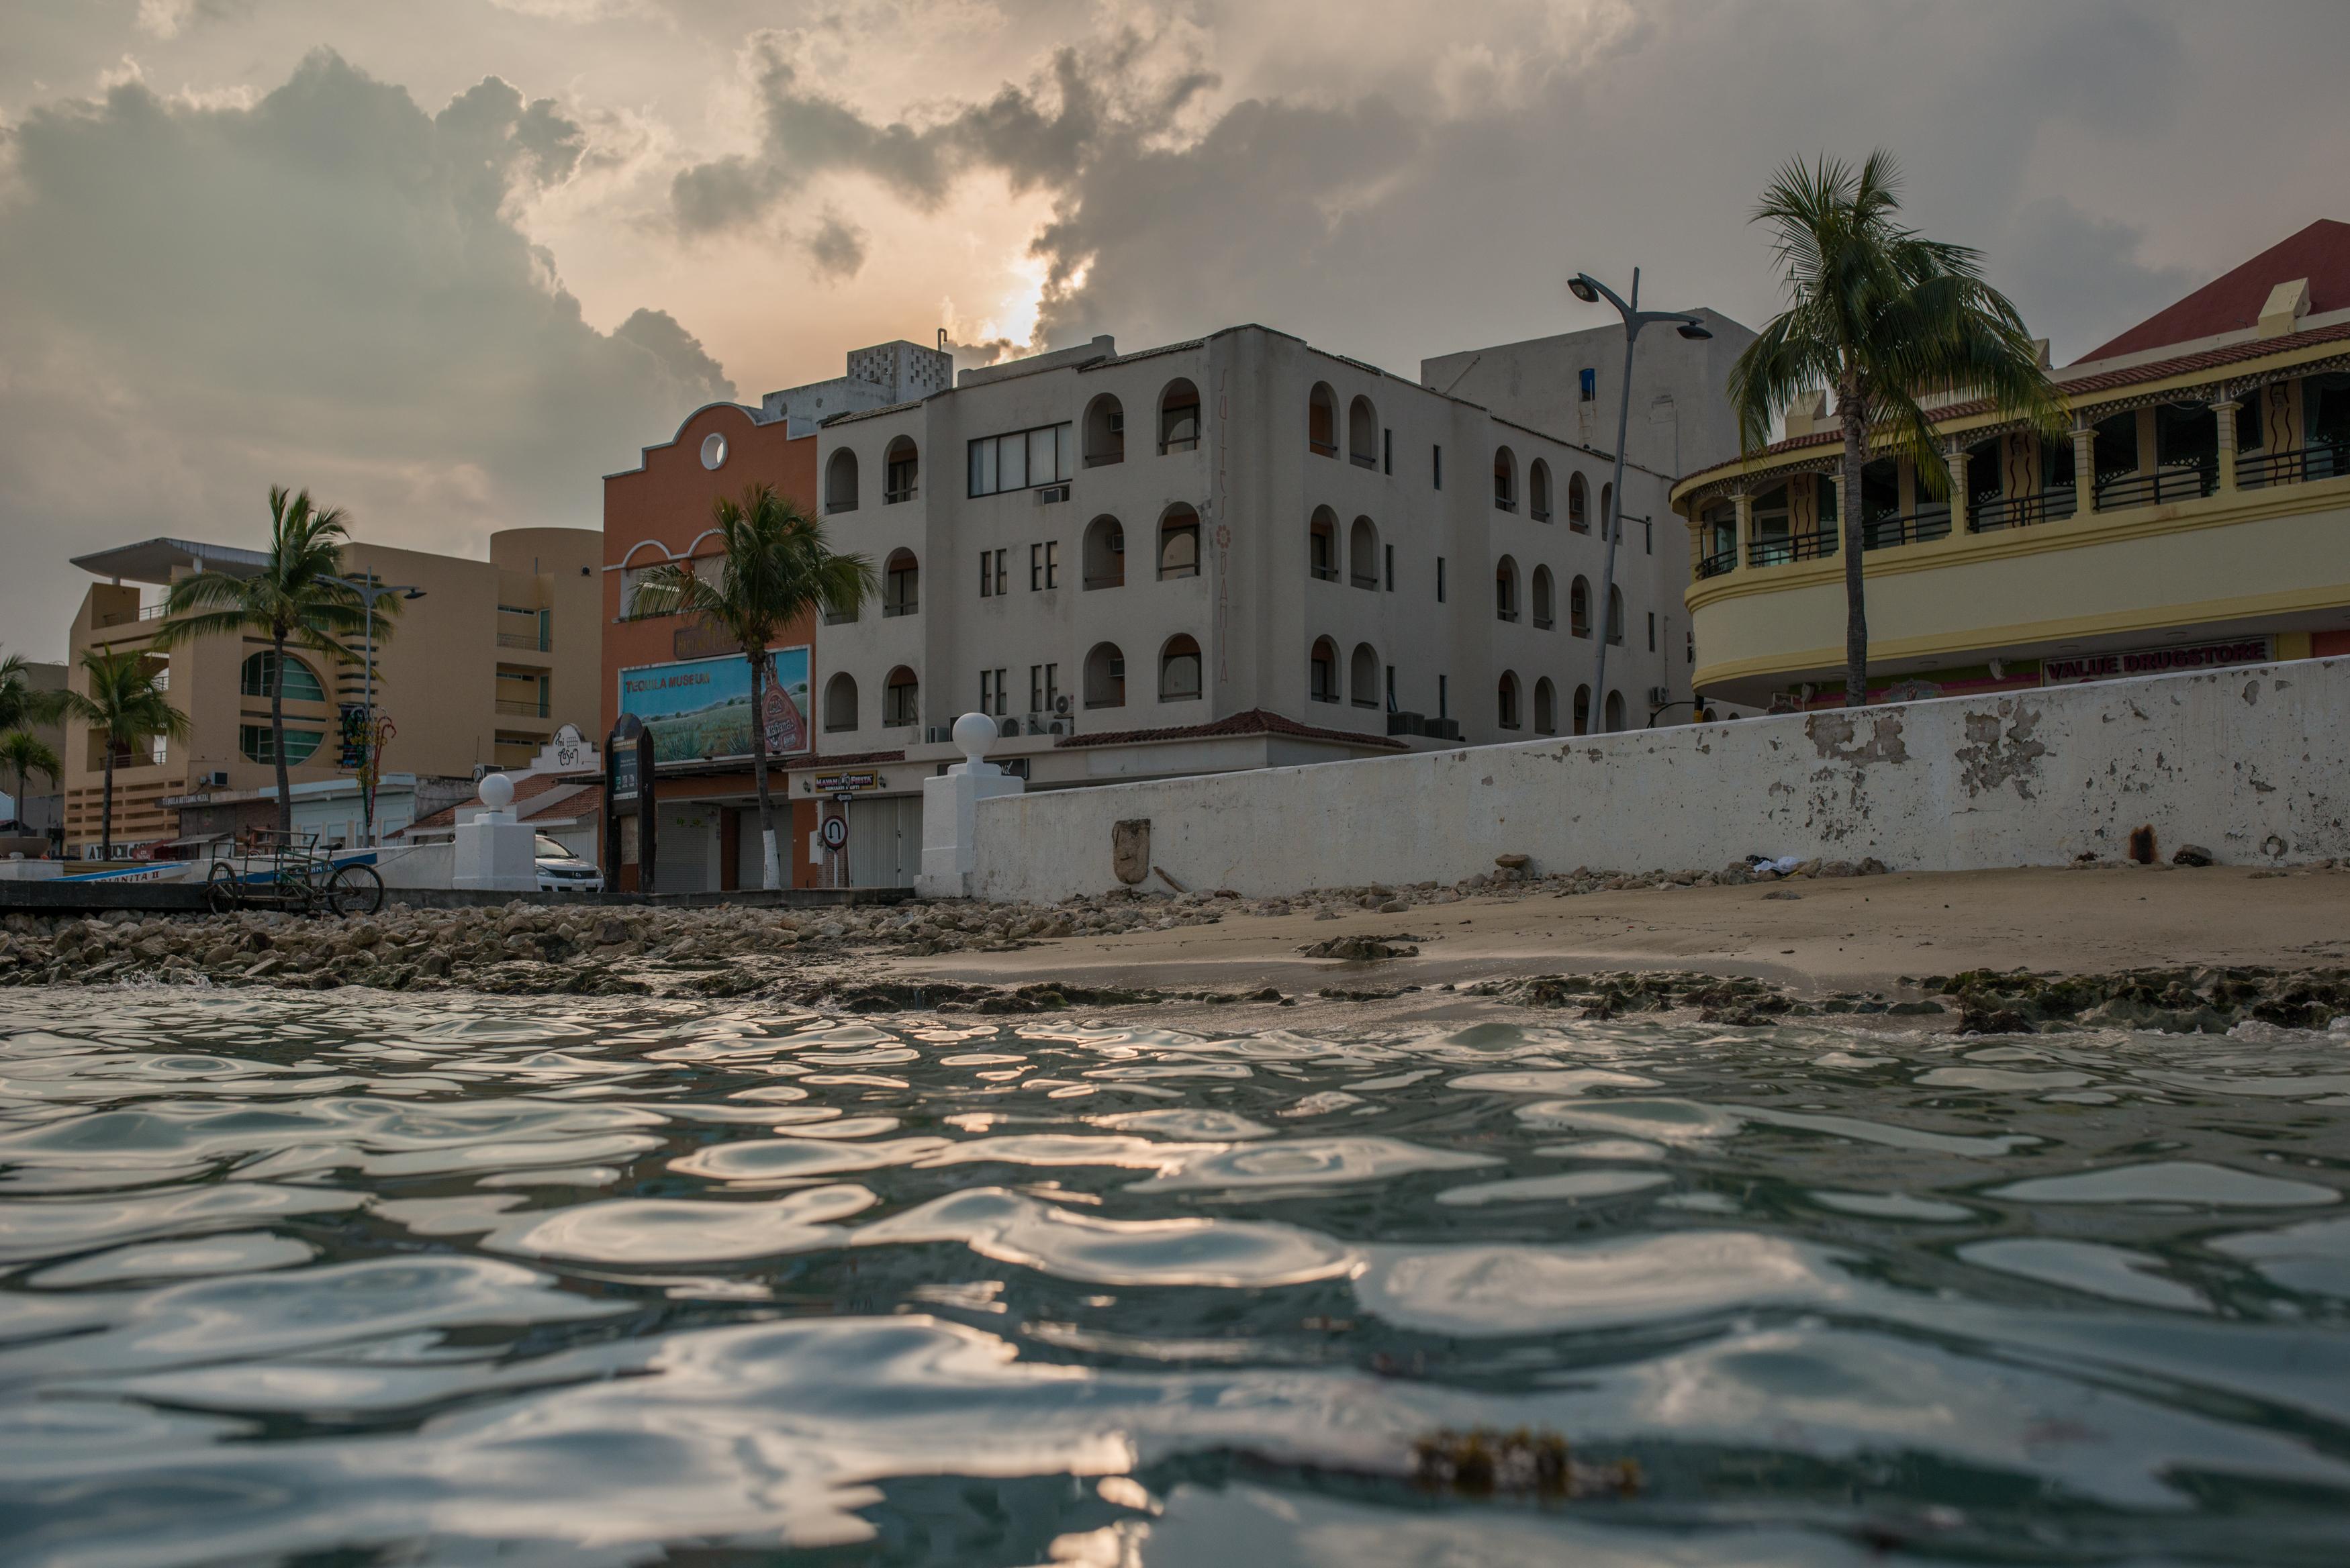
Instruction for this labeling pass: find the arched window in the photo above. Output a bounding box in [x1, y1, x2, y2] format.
[1493, 446, 1517, 511]
[1534, 677, 1557, 734]
[884, 436, 919, 503]
[1158, 506, 1201, 579]
[1348, 395, 1377, 467]
[1159, 379, 1201, 454]
[1082, 515, 1125, 589]
[1570, 575, 1592, 638]
[1605, 689, 1627, 732]
[1309, 383, 1337, 456]
[1309, 636, 1340, 703]
[1350, 642, 1380, 709]
[1495, 555, 1519, 623]
[239, 650, 325, 704]
[1600, 481, 1614, 538]
[1531, 566, 1554, 629]
[883, 548, 919, 616]
[1573, 683, 1592, 736]
[882, 667, 919, 727]
[1497, 670, 1522, 730]
[826, 448, 859, 513]
[1530, 459, 1553, 522]
[1159, 635, 1202, 701]
[1083, 394, 1125, 467]
[1308, 507, 1338, 581]
[1084, 642, 1127, 708]
[1348, 517, 1378, 588]
[1607, 585, 1626, 645]
[822, 673, 859, 732]
[1568, 472, 1589, 531]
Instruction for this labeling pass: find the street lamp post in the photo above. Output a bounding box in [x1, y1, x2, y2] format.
[320, 575, 424, 845]
[1566, 268, 1710, 729]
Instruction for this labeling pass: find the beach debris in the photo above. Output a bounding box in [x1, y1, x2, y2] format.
[1409, 1426, 1642, 1501]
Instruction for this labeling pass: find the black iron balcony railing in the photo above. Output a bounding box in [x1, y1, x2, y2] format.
[1748, 529, 1835, 567]
[1861, 510, 1952, 550]
[1495, 607, 1519, 623]
[1968, 489, 2079, 533]
[1082, 573, 1123, 590]
[1310, 562, 1339, 582]
[1494, 495, 1517, 513]
[1350, 573, 1379, 589]
[882, 599, 919, 618]
[1696, 548, 1737, 580]
[1309, 439, 1337, 457]
[2094, 463, 2214, 510]
[2239, 440, 2350, 490]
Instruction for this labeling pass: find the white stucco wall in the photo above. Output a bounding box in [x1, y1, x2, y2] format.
[965, 657, 2350, 901]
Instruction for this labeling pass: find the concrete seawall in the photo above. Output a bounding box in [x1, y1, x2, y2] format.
[968, 658, 2350, 902]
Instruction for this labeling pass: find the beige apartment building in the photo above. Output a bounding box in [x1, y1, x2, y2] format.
[1673, 219, 2350, 709]
[62, 528, 601, 854]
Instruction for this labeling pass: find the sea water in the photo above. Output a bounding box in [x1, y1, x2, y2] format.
[2, 989, 2347, 1565]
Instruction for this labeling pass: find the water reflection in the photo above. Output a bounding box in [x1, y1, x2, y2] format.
[2, 989, 2348, 1564]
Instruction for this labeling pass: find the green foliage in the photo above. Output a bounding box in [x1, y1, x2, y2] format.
[152, 487, 390, 663]
[52, 647, 189, 754]
[0, 728, 62, 814]
[0, 651, 66, 734]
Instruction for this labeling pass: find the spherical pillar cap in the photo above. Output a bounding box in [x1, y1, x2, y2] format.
[479, 772, 515, 811]
[951, 711, 996, 769]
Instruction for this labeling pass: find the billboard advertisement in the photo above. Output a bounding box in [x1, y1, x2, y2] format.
[618, 646, 810, 765]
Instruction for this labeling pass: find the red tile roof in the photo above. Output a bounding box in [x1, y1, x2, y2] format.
[2079, 219, 2350, 362]
[1056, 707, 1405, 751]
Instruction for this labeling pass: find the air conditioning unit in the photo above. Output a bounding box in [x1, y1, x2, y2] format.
[1035, 483, 1070, 505]
[1422, 718, 1462, 741]
[1385, 711, 1424, 737]
[472, 763, 492, 782]
[925, 725, 956, 744]
[1648, 686, 1672, 707]
[998, 718, 1021, 739]
[203, 771, 229, 788]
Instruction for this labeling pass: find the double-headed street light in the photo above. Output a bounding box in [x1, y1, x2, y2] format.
[319, 574, 424, 845]
[1567, 268, 1710, 726]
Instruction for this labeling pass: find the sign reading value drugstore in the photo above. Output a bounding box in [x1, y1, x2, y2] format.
[2040, 638, 2273, 687]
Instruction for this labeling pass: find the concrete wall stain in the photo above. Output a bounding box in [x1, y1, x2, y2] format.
[1956, 700, 2048, 800]
[1805, 711, 1910, 765]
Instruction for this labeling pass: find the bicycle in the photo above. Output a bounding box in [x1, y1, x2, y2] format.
[203, 830, 385, 918]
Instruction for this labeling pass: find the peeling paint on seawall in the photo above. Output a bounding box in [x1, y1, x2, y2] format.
[966, 659, 2350, 902]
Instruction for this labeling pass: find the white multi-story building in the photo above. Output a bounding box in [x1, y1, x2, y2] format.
[762, 324, 1688, 883]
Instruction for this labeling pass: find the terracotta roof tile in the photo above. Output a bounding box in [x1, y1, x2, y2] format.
[400, 777, 600, 836]
[2081, 219, 2350, 361]
[1055, 707, 1405, 751]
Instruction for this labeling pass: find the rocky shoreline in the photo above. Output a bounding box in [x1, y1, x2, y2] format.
[5, 871, 2348, 1035]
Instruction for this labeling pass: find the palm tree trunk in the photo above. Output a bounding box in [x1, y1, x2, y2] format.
[1839, 375, 1870, 708]
[100, 742, 115, 860]
[270, 628, 292, 839]
[746, 645, 779, 890]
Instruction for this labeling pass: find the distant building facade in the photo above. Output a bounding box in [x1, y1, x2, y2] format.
[2, 660, 68, 845]
[62, 529, 601, 855]
[1671, 219, 2350, 709]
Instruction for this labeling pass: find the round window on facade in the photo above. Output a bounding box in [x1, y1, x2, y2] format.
[700, 432, 727, 471]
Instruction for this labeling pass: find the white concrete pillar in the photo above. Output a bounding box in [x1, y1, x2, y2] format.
[1732, 489, 1753, 568]
[916, 712, 1025, 899]
[2212, 399, 2239, 493]
[2071, 424, 2097, 516]
[1943, 440, 1967, 536]
[452, 773, 536, 892]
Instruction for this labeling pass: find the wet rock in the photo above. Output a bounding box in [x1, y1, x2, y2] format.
[2173, 844, 2216, 867]
[1301, 936, 1420, 961]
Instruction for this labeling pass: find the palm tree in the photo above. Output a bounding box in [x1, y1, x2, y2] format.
[0, 650, 64, 734]
[152, 487, 392, 837]
[628, 483, 874, 889]
[1728, 152, 2063, 707]
[0, 729, 62, 832]
[54, 648, 189, 858]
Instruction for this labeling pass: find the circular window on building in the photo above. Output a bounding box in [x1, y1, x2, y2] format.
[700, 432, 728, 471]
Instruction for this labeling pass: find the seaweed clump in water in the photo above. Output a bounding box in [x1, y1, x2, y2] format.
[1409, 1426, 1641, 1501]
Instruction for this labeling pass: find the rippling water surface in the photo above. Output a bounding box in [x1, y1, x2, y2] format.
[4, 988, 2349, 1565]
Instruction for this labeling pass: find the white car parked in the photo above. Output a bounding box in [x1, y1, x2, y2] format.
[534, 834, 604, 893]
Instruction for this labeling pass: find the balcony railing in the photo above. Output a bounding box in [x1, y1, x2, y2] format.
[1082, 573, 1123, 590]
[2095, 464, 2213, 510]
[1350, 573, 1378, 589]
[1350, 451, 1376, 469]
[1968, 489, 2078, 533]
[1310, 562, 1339, 582]
[822, 607, 858, 625]
[1494, 495, 1517, 513]
[96, 603, 173, 629]
[1495, 607, 1519, 623]
[496, 699, 550, 719]
[1861, 510, 1952, 550]
[1084, 450, 1124, 468]
[882, 599, 919, 618]
[1748, 529, 1836, 567]
[2239, 440, 2350, 490]
[497, 629, 550, 651]
[1532, 614, 1554, 630]
[884, 485, 919, 504]
[1696, 548, 1737, 580]
[1309, 439, 1337, 457]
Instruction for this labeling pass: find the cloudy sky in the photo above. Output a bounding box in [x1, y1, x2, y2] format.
[3, 0, 2346, 654]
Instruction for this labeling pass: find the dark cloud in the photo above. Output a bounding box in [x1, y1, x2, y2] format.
[0, 49, 733, 652]
[1999, 199, 2199, 363]
[803, 211, 868, 280]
